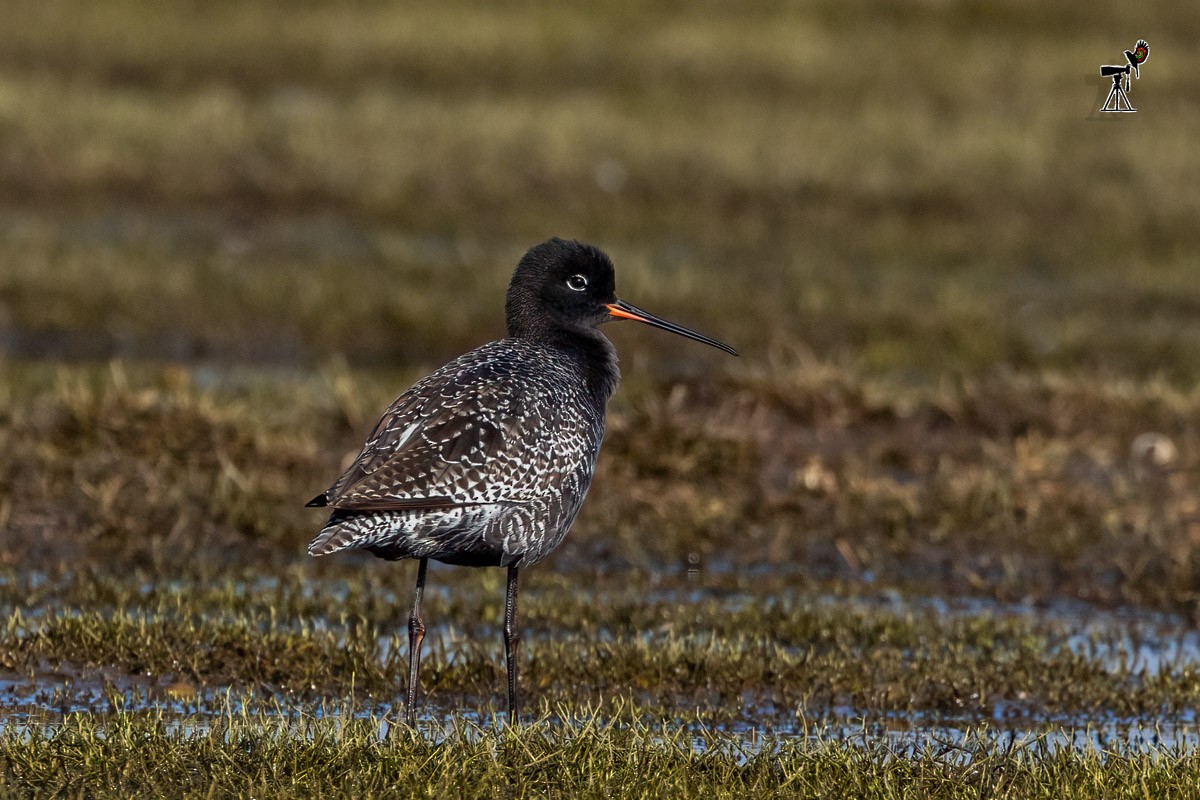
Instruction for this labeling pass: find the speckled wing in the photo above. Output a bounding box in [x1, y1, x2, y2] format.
[311, 343, 596, 515]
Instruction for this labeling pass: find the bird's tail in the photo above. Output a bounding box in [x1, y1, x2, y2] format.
[308, 513, 366, 556]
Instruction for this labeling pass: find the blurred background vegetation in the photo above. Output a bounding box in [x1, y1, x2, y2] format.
[2, 0, 1197, 376]
[1, 0, 1199, 607]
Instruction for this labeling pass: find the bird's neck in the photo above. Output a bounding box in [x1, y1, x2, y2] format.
[544, 326, 621, 406]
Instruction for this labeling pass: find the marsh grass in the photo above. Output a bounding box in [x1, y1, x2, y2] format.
[3, 704, 1200, 799]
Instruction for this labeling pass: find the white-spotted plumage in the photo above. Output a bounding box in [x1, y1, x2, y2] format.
[307, 338, 609, 566]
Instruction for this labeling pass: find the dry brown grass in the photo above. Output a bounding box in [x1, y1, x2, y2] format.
[4, 360, 1200, 613]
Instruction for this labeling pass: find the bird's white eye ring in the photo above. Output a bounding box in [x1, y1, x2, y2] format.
[567, 274, 588, 292]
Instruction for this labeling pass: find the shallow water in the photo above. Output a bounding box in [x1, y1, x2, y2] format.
[4, 588, 1198, 755]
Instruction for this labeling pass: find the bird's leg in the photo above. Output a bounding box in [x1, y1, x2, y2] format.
[406, 558, 428, 726]
[503, 563, 521, 725]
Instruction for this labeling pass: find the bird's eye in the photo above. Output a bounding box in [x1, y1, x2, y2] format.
[566, 274, 588, 292]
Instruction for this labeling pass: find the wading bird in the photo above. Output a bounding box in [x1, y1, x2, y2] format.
[307, 238, 737, 724]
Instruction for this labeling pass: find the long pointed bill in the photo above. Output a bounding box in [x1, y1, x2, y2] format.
[606, 299, 738, 356]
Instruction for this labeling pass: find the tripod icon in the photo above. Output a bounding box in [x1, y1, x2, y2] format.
[1100, 39, 1149, 113]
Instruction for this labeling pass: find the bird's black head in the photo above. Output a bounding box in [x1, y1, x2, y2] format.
[505, 237, 737, 356]
[505, 238, 617, 338]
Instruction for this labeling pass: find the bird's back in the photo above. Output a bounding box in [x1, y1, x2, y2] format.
[308, 338, 611, 566]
